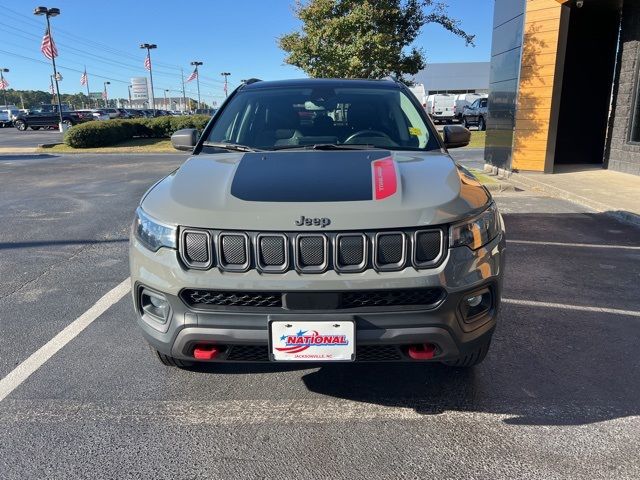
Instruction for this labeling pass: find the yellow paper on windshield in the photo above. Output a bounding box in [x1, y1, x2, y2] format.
[409, 127, 421, 136]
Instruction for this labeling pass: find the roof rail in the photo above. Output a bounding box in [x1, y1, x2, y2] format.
[242, 78, 262, 85]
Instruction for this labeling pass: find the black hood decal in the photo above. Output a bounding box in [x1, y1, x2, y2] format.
[230, 150, 391, 202]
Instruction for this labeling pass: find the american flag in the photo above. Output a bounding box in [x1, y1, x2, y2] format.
[102, 89, 107, 100]
[144, 54, 151, 71]
[223, 82, 227, 96]
[49, 82, 55, 95]
[0, 77, 8, 90]
[80, 69, 88, 86]
[186, 68, 198, 83]
[41, 28, 58, 60]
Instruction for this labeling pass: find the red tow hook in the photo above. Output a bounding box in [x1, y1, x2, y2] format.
[193, 344, 220, 360]
[407, 343, 436, 360]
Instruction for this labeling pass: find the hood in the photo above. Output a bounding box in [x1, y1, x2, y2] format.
[141, 150, 490, 230]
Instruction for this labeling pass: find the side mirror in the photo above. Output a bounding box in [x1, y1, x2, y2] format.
[171, 128, 199, 151]
[442, 125, 471, 149]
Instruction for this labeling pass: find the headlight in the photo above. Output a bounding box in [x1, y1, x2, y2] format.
[449, 203, 501, 250]
[132, 207, 177, 252]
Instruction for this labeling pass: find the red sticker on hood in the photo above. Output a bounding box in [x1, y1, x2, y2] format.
[372, 157, 397, 200]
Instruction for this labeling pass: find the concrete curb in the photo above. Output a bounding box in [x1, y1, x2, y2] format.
[508, 171, 640, 228]
[0, 147, 38, 154]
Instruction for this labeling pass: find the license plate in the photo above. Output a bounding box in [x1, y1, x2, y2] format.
[270, 321, 355, 361]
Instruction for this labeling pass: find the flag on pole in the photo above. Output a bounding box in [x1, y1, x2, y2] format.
[223, 81, 227, 96]
[80, 69, 88, 86]
[40, 28, 58, 60]
[102, 90, 107, 100]
[49, 82, 55, 95]
[144, 54, 151, 71]
[0, 77, 8, 90]
[186, 68, 198, 83]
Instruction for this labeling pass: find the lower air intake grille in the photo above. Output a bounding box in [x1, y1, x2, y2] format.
[222, 345, 403, 361]
[341, 288, 444, 309]
[183, 290, 282, 308]
[181, 288, 444, 311]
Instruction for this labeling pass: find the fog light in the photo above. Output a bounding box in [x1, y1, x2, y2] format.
[466, 295, 483, 307]
[460, 290, 492, 323]
[140, 288, 170, 323]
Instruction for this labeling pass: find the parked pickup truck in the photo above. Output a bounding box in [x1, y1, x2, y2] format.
[12, 104, 94, 131]
[462, 97, 488, 131]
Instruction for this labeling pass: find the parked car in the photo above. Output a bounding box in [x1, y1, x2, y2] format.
[130, 78, 505, 368]
[77, 109, 110, 121]
[426, 94, 457, 123]
[102, 108, 121, 119]
[462, 97, 488, 130]
[13, 104, 93, 130]
[125, 109, 146, 118]
[454, 93, 486, 121]
[194, 108, 216, 116]
[0, 108, 19, 127]
[408, 83, 427, 109]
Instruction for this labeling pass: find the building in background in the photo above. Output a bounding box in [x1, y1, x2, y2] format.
[413, 62, 490, 95]
[486, 0, 639, 176]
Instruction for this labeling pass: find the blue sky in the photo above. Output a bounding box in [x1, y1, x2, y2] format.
[0, 0, 493, 103]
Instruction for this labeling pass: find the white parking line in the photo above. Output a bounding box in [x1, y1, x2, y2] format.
[502, 298, 640, 317]
[0, 278, 130, 403]
[508, 239, 640, 250]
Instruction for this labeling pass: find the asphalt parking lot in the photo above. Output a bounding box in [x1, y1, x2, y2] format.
[0, 126, 63, 148]
[0, 151, 639, 479]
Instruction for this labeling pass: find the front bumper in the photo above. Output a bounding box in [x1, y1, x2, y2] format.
[129, 232, 505, 362]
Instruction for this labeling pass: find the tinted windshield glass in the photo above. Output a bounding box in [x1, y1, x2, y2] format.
[206, 86, 439, 151]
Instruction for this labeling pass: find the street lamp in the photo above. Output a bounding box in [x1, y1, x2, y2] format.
[127, 84, 132, 106]
[103, 81, 110, 108]
[140, 43, 157, 111]
[34, 6, 65, 131]
[190, 61, 203, 110]
[0, 68, 9, 106]
[164, 89, 169, 111]
[221, 72, 231, 98]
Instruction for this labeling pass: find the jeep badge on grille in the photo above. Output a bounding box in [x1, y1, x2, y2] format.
[295, 216, 331, 228]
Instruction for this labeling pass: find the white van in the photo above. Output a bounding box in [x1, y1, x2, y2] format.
[408, 83, 426, 109]
[454, 93, 486, 120]
[426, 94, 456, 123]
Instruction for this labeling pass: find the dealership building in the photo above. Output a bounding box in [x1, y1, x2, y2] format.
[414, 62, 490, 95]
[485, 0, 640, 176]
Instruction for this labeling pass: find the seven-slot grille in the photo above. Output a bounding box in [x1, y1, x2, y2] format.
[179, 227, 444, 273]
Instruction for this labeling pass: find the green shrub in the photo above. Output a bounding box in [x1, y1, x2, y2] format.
[63, 115, 211, 148]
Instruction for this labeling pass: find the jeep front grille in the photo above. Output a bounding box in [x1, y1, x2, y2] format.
[180, 287, 445, 311]
[178, 227, 445, 273]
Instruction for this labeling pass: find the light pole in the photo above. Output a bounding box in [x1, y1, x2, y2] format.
[140, 43, 157, 112]
[103, 81, 110, 108]
[190, 61, 203, 110]
[0, 68, 9, 106]
[221, 72, 231, 98]
[34, 6, 64, 130]
[127, 84, 132, 107]
[164, 89, 169, 111]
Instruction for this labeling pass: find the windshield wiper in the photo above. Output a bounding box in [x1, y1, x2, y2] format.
[201, 142, 261, 152]
[271, 143, 380, 151]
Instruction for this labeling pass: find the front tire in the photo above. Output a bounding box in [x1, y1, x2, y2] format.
[462, 117, 469, 128]
[62, 119, 73, 129]
[14, 120, 26, 131]
[154, 349, 194, 368]
[478, 116, 486, 131]
[443, 337, 491, 367]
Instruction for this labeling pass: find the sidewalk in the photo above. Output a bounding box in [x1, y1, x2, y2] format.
[508, 165, 640, 226]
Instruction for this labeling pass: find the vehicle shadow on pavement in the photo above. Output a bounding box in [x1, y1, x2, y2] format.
[298, 212, 640, 427]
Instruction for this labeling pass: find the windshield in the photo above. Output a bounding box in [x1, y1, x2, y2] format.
[206, 86, 439, 151]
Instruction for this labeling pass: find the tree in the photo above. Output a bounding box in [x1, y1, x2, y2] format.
[279, 0, 474, 81]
